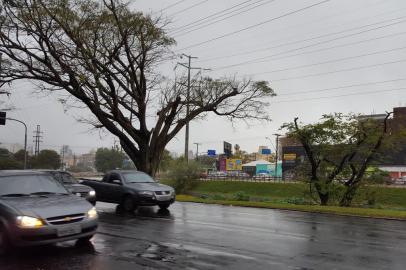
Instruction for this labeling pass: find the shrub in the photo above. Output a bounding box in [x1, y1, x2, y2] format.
[232, 191, 250, 201]
[166, 160, 201, 194]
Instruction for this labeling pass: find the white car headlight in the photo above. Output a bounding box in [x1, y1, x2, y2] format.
[139, 191, 154, 196]
[16, 216, 44, 228]
[88, 190, 96, 197]
[87, 207, 98, 219]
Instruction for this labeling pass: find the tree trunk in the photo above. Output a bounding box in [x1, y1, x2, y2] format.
[314, 180, 329, 206]
[339, 185, 359, 207]
[122, 139, 164, 177]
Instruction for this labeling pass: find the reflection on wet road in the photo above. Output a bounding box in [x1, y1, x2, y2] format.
[1, 201, 406, 269]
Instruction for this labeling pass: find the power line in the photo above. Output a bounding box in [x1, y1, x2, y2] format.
[240, 31, 406, 76]
[170, 0, 257, 33]
[153, 0, 188, 14]
[173, 0, 277, 37]
[176, 0, 332, 51]
[264, 59, 406, 82]
[277, 77, 406, 96]
[214, 18, 406, 70]
[168, 0, 209, 17]
[273, 87, 406, 104]
[239, 45, 406, 75]
[199, 15, 406, 63]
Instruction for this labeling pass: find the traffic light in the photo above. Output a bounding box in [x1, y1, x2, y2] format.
[0, 111, 6, 125]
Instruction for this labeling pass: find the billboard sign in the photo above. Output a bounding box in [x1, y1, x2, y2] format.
[207, 149, 216, 156]
[223, 141, 232, 157]
[219, 158, 227, 171]
[261, 148, 271, 155]
[226, 159, 242, 171]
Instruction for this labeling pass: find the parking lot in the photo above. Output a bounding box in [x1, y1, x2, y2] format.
[1, 201, 405, 270]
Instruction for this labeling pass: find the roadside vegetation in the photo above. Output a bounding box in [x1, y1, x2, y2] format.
[161, 180, 406, 219]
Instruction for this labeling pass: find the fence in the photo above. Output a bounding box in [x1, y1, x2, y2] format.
[201, 175, 290, 183]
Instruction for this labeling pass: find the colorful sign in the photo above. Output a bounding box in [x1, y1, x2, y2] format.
[219, 158, 227, 171]
[283, 153, 297, 161]
[226, 159, 242, 171]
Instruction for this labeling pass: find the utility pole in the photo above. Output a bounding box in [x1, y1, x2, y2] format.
[193, 142, 201, 161]
[177, 54, 210, 163]
[33, 125, 43, 156]
[273, 133, 282, 180]
[61, 145, 65, 170]
[4, 117, 28, 169]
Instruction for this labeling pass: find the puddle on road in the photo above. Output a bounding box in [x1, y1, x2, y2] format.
[162, 242, 256, 261]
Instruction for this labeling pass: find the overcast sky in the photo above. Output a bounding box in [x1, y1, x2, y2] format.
[1, 0, 406, 155]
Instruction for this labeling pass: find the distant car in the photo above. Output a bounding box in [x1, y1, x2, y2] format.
[0, 171, 98, 255]
[254, 173, 270, 179]
[81, 170, 175, 211]
[42, 170, 96, 205]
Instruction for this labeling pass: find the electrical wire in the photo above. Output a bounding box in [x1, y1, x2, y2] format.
[168, 0, 209, 17]
[199, 15, 406, 63]
[265, 59, 406, 82]
[153, 0, 189, 14]
[169, 0, 258, 33]
[173, 0, 277, 37]
[238, 46, 406, 75]
[214, 17, 406, 70]
[176, 0, 332, 51]
[277, 77, 406, 96]
[273, 87, 406, 103]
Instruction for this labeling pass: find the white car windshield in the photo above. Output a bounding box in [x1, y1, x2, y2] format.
[0, 175, 69, 196]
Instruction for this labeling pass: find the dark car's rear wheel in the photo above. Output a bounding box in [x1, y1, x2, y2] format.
[158, 204, 170, 210]
[122, 195, 137, 212]
[0, 225, 11, 256]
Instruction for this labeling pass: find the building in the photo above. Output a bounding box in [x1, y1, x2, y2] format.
[242, 160, 282, 177]
[378, 165, 406, 180]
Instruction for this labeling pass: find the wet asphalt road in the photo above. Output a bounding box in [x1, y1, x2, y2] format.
[1, 201, 406, 270]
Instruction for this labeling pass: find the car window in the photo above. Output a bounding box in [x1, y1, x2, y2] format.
[0, 175, 69, 196]
[107, 173, 121, 183]
[123, 172, 155, 183]
[60, 172, 78, 184]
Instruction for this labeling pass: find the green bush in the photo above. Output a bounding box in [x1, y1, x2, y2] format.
[285, 197, 307, 205]
[166, 160, 201, 194]
[232, 191, 250, 201]
[210, 194, 227, 201]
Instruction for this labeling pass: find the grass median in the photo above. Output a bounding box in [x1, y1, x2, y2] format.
[164, 180, 406, 220]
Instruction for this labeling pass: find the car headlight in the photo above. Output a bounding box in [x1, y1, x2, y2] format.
[16, 216, 44, 228]
[87, 207, 98, 219]
[88, 190, 96, 197]
[139, 191, 154, 196]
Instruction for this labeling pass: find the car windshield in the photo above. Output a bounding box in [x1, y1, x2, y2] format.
[123, 172, 155, 183]
[0, 174, 69, 196]
[61, 173, 78, 184]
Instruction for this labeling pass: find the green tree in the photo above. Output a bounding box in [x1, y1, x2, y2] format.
[0, 0, 274, 176]
[282, 112, 392, 206]
[158, 149, 173, 173]
[0, 148, 22, 169]
[31, 149, 61, 169]
[95, 147, 126, 173]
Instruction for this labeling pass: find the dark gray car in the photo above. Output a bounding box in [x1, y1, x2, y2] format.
[0, 171, 98, 255]
[81, 170, 175, 212]
[42, 170, 97, 205]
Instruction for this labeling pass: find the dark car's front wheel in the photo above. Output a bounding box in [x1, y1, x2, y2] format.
[122, 195, 137, 212]
[0, 225, 11, 256]
[158, 204, 170, 210]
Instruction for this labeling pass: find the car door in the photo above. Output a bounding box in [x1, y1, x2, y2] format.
[104, 173, 126, 203]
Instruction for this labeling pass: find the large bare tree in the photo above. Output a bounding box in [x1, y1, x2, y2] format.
[0, 0, 274, 175]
